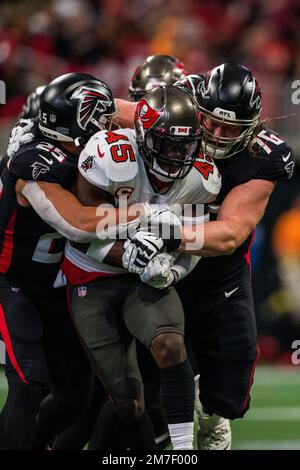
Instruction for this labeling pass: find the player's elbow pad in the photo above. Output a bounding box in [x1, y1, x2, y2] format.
[21, 181, 96, 242]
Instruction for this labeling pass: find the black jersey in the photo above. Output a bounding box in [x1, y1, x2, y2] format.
[0, 153, 9, 175]
[190, 125, 295, 282]
[0, 138, 77, 287]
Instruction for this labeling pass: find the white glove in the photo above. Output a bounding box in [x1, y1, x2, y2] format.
[122, 231, 165, 274]
[136, 202, 182, 252]
[7, 119, 35, 158]
[140, 253, 177, 289]
[118, 203, 182, 251]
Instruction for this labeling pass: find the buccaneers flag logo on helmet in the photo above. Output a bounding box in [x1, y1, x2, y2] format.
[136, 98, 162, 130]
[72, 86, 113, 130]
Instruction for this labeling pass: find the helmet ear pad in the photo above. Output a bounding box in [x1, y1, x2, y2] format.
[39, 72, 117, 144]
[135, 85, 203, 180]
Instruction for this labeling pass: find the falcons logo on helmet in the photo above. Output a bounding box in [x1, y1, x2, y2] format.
[72, 86, 113, 131]
[249, 78, 261, 110]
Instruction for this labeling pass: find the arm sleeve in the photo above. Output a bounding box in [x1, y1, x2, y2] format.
[21, 181, 97, 242]
[171, 253, 200, 282]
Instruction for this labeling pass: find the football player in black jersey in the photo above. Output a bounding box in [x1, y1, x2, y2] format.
[0, 72, 174, 449]
[123, 63, 295, 449]
[0, 72, 128, 449]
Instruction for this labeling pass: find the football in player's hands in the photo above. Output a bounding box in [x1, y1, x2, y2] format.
[7, 119, 36, 158]
[122, 231, 165, 274]
[140, 253, 177, 289]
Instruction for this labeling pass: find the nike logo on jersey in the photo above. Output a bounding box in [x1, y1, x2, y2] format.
[282, 152, 291, 162]
[224, 287, 239, 298]
[97, 145, 105, 158]
[39, 154, 53, 165]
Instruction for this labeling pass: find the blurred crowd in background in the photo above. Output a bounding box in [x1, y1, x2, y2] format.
[0, 0, 300, 364]
[1, 0, 300, 116]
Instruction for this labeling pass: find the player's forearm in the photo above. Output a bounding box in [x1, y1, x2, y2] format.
[180, 219, 251, 256]
[77, 202, 146, 235]
[20, 181, 98, 242]
[19, 180, 146, 242]
[102, 240, 124, 268]
[114, 99, 137, 128]
[86, 239, 125, 268]
[186, 179, 275, 256]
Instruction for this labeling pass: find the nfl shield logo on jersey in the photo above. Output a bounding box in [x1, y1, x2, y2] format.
[78, 286, 87, 298]
[50, 113, 57, 123]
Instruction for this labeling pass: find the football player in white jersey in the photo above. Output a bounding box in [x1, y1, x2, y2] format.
[113, 54, 198, 449]
[58, 85, 220, 450]
[6, 82, 220, 449]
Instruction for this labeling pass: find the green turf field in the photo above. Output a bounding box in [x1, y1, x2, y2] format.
[1, 365, 299, 450]
[230, 365, 300, 449]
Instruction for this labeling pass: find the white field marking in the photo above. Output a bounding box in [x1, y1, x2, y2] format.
[252, 366, 300, 386]
[245, 407, 300, 421]
[233, 440, 300, 450]
[255, 365, 300, 374]
[254, 378, 300, 386]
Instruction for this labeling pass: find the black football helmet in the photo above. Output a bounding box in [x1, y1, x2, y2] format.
[129, 55, 188, 102]
[39, 73, 117, 144]
[175, 74, 204, 98]
[21, 85, 46, 119]
[135, 85, 202, 181]
[197, 63, 262, 159]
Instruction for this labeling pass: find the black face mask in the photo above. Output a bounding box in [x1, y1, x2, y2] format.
[142, 132, 201, 180]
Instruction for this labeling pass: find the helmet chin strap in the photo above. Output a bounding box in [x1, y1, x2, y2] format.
[150, 159, 178, 182]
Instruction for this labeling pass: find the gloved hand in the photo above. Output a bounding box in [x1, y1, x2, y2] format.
[140, 253, 177, 289]
[7, 119, 35, 158]
[122, 231, 165, 274]
[132, 202, 182, 252]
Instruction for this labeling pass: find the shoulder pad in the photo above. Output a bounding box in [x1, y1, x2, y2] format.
[10, 140, 72, 183]
[184, 156, 221, 203]
[78, 128, 139, 192]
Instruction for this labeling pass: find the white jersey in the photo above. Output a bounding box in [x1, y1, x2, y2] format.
[62, 128, 221, 282]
